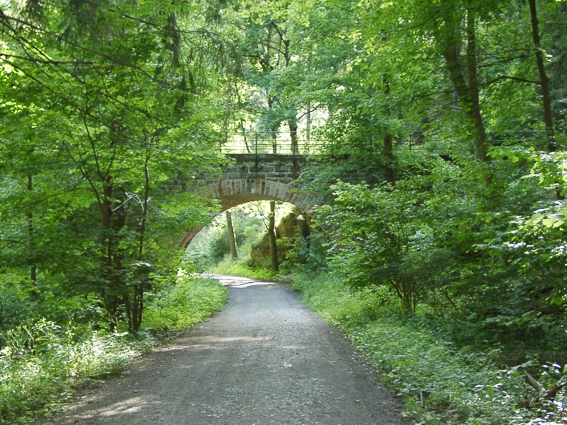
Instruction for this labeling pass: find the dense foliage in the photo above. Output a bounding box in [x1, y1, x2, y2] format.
[0, 0, 230, 420]
[205, 0, 567, 423]
[0, 0, 228, 332]
[2, 0, 567, 423]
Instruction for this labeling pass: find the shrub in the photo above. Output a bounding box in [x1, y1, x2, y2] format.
[207, 259, 278, 281]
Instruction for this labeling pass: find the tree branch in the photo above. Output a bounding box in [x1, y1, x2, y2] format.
[485, 75, 540, 86]
[0, 53, 93, 65]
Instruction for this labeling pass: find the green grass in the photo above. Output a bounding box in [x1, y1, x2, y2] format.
[0, 276, 227, 424]
[0, 322, 153, 423]
[207, 257, 280, 281]
[291, 272, 564, 425]
[142, 275, 227, 330]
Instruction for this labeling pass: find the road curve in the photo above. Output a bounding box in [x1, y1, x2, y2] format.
[43, 276, 409, 425]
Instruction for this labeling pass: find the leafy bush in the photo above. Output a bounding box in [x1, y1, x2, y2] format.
[0, 274, 107, 334]
[0, 320, 149, 423]
[209, 229, 232, 261]
[318, 177, 452, 312]
[291, 272, 398, 325]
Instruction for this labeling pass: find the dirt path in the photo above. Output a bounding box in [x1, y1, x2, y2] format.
[41, 276, 409, 425]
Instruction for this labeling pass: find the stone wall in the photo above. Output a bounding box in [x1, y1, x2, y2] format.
[200, 154, 307, 185]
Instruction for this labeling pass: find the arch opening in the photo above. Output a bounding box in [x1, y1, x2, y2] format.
[184, 201, 308, 273]
[179, 178, 315, 248]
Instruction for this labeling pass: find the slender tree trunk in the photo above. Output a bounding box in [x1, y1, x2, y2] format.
[27, 174, 36, 284]
[443, 51, 489, 162]
[271, 129, 278, 154]
[528, 0, 556, 153]
[100, 176, 128, 331]
[138, 158, 150, 260]
[101, 174, 114, 263]
[381, 33, 395, 183]
[240, 119, 251, 153]
[384, 133, 394, 183]
[111, 186, 127, 329]
[226, 210, 238, 259]
[129, 156, 152, 332]
[267, 97, 278, 154]
[99, 174, 117, 330]
[305, 107, 311, 143]
[383, 77, 395, 183]
[440, 8, 489, 162]
[465, 8, 489, 162]
[268, 201, 278, 272]
[527, 0, 563, 199]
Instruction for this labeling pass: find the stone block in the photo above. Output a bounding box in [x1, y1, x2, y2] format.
[265, 172, 288, 179]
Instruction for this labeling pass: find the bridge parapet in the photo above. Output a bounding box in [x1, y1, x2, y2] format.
[198, 154, 307, 186]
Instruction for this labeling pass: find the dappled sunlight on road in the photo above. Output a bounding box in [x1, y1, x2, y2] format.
[98, 396, 150, 417]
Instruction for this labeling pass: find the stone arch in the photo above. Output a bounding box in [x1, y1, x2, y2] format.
[179, 178, 316, 248]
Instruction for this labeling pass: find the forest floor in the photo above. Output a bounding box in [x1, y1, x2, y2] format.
[32, 275, 409, 425]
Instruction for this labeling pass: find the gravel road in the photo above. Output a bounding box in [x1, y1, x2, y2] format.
[43, 276, 409, 425]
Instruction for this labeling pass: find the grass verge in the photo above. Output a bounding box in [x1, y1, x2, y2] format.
[143, 275, 227, 331]
[207, 258, 281, 282]
[0, 275, 227, 424]
[291, 272, 565, 425]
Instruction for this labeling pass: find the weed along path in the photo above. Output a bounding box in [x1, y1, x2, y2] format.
[41, 276, 409, 425]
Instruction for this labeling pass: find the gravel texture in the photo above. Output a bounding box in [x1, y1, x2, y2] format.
[40, 276, 409, 425]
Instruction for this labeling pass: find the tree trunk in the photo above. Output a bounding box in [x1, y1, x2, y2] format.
[528, 0, 563, 199]
[383, 78, 395, 184]
[305, 107, 311, 143]
[528, 0, 556, 153]
[27, 174, 36, 284]
[271, 126, 278, 154]
[130, 283, 144, 332]
[465, 8, 489, 162]
[439, 7, 489, 162]
[226, 210, 238, 259]
[99, 175, 129, 331]
[128, 156, 152, 333]
[384, 133, 394, 183]
[268, 201, 278, 272]
[99, 174, 117, 330]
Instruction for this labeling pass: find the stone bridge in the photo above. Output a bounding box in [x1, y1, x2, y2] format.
[178, 153, 375, 247]
[200, 154, 315, 210]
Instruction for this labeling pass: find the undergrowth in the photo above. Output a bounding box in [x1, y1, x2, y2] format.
[291, 272, 567, 425]
[142, 275, 227, 331]
[207, 258, 279, 282]
[0, 275, 227, 424]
